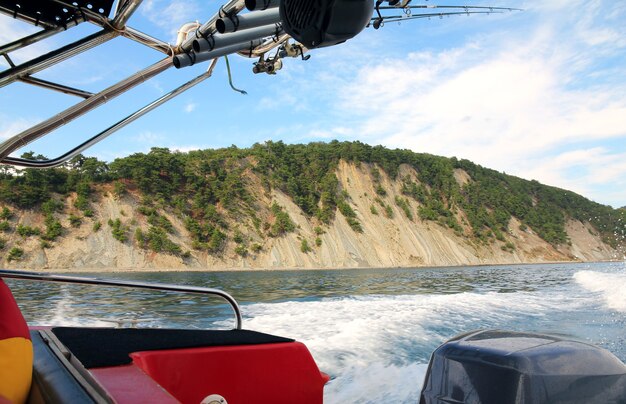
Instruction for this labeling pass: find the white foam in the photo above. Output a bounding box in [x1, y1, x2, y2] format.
[22, 267, 624, 403]
[574, 270, 626, 312]
[235, 289, 581, 403]
[325, 362, 428, 404]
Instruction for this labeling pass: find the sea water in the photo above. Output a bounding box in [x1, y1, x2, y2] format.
[7, 262, 626, 403]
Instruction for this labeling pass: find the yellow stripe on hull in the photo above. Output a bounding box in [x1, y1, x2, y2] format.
[0, 337, 33, 404]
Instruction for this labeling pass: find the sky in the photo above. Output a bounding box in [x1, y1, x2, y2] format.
[1, 0, 625, 208]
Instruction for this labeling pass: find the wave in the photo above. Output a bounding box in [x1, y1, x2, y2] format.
[325, 362, 428, 404]
[19, 265, 625, 403]
[574, 270, 626, 313]
[237, 289, 585, 403]
[33, 285, 136, 327]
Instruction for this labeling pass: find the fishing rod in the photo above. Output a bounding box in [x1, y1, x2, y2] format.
[371, 4, 521, 28]
[0, 1, 520, 167]
[379, 4, 520, 10]
[369, 10, 510, 29]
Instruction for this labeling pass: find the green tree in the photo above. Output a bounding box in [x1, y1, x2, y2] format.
[300, 239, 311, 253]
[0, 221, 10, 232]
[235, 244, 248, 256]
[42, 215, 63, 241]
[17, 225, 41, 237]
[269, 203, 296, 236]
[108, 218, 128, 243]
[113, 181, 127, 198]
[0, 207, 12, 220]
[68, 213, 82, 228]
[7, 247, 24, 261]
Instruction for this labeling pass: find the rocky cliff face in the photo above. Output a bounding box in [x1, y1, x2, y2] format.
[2, 161, 620, 270]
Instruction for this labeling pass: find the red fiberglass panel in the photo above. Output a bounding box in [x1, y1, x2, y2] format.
[90, 364, 179, 404]
[130, 342, 329, 404]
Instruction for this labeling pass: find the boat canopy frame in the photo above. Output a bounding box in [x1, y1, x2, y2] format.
[0, 0, 291, 167]
[0, 0, 181, 167]
[0, 0, 519, 168]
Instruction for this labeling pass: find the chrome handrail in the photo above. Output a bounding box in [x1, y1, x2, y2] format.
[1, 59, 218, 168]
[0, 269, 243, 330]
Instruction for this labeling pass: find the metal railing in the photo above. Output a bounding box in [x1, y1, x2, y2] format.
[0, 269, 243, 330]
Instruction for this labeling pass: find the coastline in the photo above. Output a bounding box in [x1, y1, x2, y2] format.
[3, 162, 621, 271]
[8, 259, 621, 274]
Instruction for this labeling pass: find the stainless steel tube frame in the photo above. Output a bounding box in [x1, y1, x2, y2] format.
[245, 0, 279, 11]
[0, 60, 217, 168]
[236, 33, 288, 57]
[18, 76, 93, 98]
[193, 22, 282, 53]
[0, 30, 118, 88]
[0, 27, 68, 56]
[0, 58, 172, 161]
[179, 0, 246, 52]
[174, 39, 263, 68]
[0, 268, 243, 330]
[112, 0, 144, 29]
[46, 0, 171, 55]
[122, 26, 173, 55]
[216, 8, 280, 33]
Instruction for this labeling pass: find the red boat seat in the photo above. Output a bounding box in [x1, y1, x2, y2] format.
[131, 341, 330, 404]
[0, 280, 33, 404]
[50, 327, 295, 368]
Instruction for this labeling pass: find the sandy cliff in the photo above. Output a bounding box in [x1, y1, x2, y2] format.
[2, 161, 620, 270]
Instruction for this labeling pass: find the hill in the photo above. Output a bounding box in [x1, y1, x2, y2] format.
[1, 141, 624, 270]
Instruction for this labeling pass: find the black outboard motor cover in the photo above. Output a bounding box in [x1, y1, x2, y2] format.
[420, 330, 626, 404]
[279, 0, 373, 48]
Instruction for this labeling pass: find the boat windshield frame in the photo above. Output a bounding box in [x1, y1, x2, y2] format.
[0, 269, 243, 330]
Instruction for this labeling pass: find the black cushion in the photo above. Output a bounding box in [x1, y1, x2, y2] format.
[51, 327, 294, 368]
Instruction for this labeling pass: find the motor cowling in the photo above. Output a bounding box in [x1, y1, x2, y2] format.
[420, 330, 626, 404]
[279, 0, 373, 48]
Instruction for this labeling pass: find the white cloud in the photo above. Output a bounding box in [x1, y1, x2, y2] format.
[522, 148, 626, 202]
[184, 102, 197, 113]
[0, 16, 43, 65]
[303, 126, 356, 141]
[257, 92, 308, 112]
[132, 131, 166, 144]
[322, 0, 626, 206]
[0, 117, 35, 141]
[171, 144, 211, 153]
[140, 0, 201, 40]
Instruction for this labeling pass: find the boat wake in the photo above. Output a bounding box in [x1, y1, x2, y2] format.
[574, 270, 626, 313]
[237, 289, 587, 403]
[324, 362, 427, 404]
[13, 263, 626, 403]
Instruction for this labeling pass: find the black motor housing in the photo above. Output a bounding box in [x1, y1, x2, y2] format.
[279, 0, 373, 48]
[420, 330, 626, 404]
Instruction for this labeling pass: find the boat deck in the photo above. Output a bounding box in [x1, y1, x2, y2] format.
[30, 327, 328, 404]
[49, 327, 293, 368]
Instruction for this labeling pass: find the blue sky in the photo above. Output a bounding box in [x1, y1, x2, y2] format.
[1, 1, 625, 208]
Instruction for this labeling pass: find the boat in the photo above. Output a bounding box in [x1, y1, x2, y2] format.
[1, 1, 625, 403]
[1, 270, 329, 403]
[3, 270, 626, 403]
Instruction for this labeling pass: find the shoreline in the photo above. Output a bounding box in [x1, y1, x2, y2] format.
[5, 259, 622, 274]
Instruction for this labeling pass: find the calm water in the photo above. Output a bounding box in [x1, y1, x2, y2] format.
[7, 262, 626, 403]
